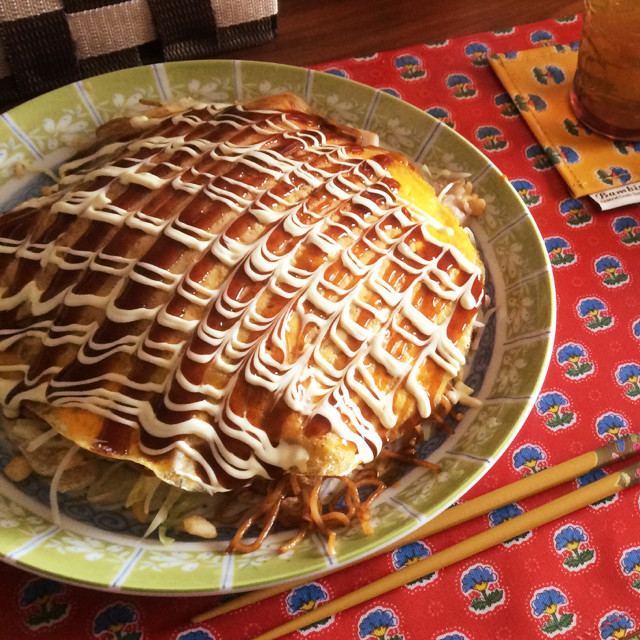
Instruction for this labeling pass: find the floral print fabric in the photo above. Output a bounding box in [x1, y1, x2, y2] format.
[2, 14, 640, 640]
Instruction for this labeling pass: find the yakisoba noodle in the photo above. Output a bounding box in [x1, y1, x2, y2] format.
[0, 93, 485, 553]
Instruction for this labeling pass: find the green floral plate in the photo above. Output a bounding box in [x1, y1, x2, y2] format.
[0, 60, 555, 594]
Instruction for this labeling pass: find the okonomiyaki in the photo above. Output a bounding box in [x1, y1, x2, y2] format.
[0, 92, 485, 552]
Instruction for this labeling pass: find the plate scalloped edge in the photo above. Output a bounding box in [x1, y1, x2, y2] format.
[0, 59, 555, 594]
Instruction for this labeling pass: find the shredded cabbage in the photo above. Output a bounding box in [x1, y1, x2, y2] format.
[49, 445, 79, 526]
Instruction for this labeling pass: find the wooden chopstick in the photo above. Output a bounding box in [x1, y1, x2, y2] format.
[193, 434, 640, 625]
[252, 453, 640, 640]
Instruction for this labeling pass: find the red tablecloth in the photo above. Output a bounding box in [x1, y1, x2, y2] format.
[3, 15, 640, 640]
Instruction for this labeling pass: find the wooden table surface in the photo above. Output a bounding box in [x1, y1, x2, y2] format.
[222, 0, 584, 66]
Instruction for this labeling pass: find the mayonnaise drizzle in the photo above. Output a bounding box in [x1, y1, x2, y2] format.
[0, 101, 483, 493]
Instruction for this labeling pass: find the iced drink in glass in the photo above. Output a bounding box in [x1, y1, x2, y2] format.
[570, 0, 640, 140]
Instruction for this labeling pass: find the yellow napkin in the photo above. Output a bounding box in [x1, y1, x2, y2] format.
[489, 44, 640, 199]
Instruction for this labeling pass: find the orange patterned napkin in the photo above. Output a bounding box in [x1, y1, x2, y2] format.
[489, 44, 640, 208]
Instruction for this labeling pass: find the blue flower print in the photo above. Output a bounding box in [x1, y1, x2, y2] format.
[597, 166, 632, 187]
[547, 144, 580, 164]
[531, 30, 554, 45]
[286, 583, 332, 632]
[537, 392, 567, 413]
[489, 503, 523, 526]
[600, 611, 635, 638]
[536, 392, 575, 429]
[614, 139, 640, 154]
[395, 55, 420, 69]
[634, 319, 640, 338]
[596, 256, 622, 273]
[578, 297, 604, 316]
[622, 549, 640, 573]
[612, 216, 640, 245]
[578, 469, 606, 486]
[93, 603, 141, 640]
[595, 256, 629, 287]
[512, 178, 540, 206]
[489, 504, 529, 545]
[556, 343, 593, 379]
[513, 445, 546, 474]
[381, 88, 401, 98]
[393, 541, 429, 566]
[596, 413, 628, 439]
[324, 68, 348, 78]
[461, 565, 496, 592]
[436, 634, 470, 640]
[514, 93, 547, 112]
[446, 74, 476, 98]
[286, 583, 328, 614]
[392, 541, 435, 586]
[476, 125, 507, 151]
[19, 578, 63, 607]
[530, 588, 575, 635]
[544, 237, 575, 266]
[555, 526, 586, 551]
[616, 364, 640, 398]
[527, 144, 554, 170]
[559, 198, 591, 227]
[465, 42, 490, 66]
[559, 146, 579, 164]
[426, 106, 454, 128]
[358, 608, 402, 640]
[556, 344, 583, 362]
[621, 548, 640, 590]
[394, 55, 425, 80]
[495, 92, 519, 117]
[176, 630, 215, 640]
[19, 578, 68, 628]
[531, 588, 566, 615]
[533, 64, 566, 84]
[554, 525, 595, 570]
[545, 236, 569, 252]
[577, 298, 613, 331]
[460, 564, 504, 612]
[577, 469, 617, 508]
[529, 94, 548, 110]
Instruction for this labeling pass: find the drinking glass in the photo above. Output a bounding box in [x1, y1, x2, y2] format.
[570, 0, 640, 141]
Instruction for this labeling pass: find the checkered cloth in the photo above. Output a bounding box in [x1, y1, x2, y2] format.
[0, 0, 278, 103]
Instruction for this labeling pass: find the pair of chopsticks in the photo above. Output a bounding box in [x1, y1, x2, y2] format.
[194, 433, 640, 640]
